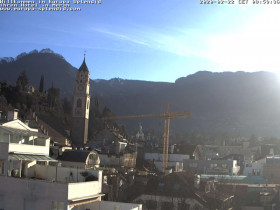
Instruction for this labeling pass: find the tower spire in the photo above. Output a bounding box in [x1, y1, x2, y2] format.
[79, 51, 89, 72]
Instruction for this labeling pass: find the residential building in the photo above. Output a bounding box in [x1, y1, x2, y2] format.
[194, 144, 251, 160]
[217, 183, 279, 209]
[98, 148, 137, 168]
[263, 156, 280, 184]
[131, 172, 234, 210]
[0, 112, 142, 210]
[241, 155, 280, 184]
[144, 152, 189, 172]
[243, 157, 266, 176]
[184, 159, 240, 175]
[25, 84, 35, 94]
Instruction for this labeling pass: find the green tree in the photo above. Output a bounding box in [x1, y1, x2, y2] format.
[47, 87, 60, 108]
[0, 95, 12, 114]
[16, 70, 29, 91]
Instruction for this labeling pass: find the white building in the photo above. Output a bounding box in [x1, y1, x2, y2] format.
[144, 152, 189, 172]
[0, 110, 142, 210]
[184, 159, 240, 176]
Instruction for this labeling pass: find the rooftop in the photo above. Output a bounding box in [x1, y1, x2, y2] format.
[59, 150, 91, 162]
[0, 125, 49, 139]
[78, 58, 89, 72]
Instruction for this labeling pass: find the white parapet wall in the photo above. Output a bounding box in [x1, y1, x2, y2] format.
[9, 140, 50, 156]
[32, 165, 102, 183]
[68, 181, 101, 200]
[28, 165, 102, 201]
[0, 170, 102, 210]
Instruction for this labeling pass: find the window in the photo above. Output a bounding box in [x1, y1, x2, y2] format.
[173, 184, 180, 190]
[189, 163, 197, 168]
[36, 161, 46, 165]
[252, 169, 261, 176]
[210, 163, 218, 169]
[77, 99, 82, 108]
[0, 160, 4, 175]
[222, 164, 228, 169]
[158, 183, 165, 188]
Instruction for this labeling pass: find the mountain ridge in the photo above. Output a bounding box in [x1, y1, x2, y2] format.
[1, 49, 280, 138]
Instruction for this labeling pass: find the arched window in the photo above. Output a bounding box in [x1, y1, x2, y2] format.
[87, 100, 89, 109]
[77, 99, 82, 108]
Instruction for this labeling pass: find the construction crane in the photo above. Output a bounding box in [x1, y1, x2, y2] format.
[102, 103, 191, 172]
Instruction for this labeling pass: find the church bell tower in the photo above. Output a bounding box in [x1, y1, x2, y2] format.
[70, 56, 90, 147]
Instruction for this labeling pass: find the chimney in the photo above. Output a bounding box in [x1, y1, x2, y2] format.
[25, 120, 29, 126]
[194, 174, 200, 189]
[7, 109, 18, 121]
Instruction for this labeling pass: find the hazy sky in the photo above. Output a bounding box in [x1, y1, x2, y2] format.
[0, 1, 279, 82]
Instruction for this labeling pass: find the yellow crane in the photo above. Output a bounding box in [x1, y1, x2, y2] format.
[102, 103, 191, 172]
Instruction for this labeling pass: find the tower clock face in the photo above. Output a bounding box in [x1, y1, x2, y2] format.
[78, 84, 84, 91]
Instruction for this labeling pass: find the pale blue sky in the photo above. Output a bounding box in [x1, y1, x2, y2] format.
[0, 1, 279, 82]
